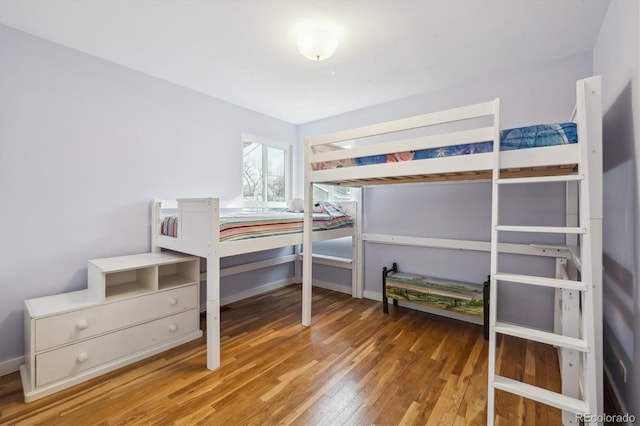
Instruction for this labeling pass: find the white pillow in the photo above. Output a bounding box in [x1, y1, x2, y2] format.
[287, 198, 304, 212]
[287, 198, 326, 213]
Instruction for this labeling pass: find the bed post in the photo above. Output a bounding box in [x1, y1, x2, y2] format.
[353, 188, 364, 298]
[151, 200, 162, 254]
[294, 244, 302, 283]
[557, 115, 582, 424]
[206, 198, 221, 370]
[577, 75, 604, 419]
[302, 137, 314, 326]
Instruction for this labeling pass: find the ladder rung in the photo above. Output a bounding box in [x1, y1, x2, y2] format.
[496, 225, 585, 234]
[494, 321, 589, 352]
[495, 273, 588, 291]
[493, 375, 589, 414]
[496, 174, 584, 185]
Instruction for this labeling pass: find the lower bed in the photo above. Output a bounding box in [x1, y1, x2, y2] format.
[151, 197, 358, 371]
[160, 202, 353, 242]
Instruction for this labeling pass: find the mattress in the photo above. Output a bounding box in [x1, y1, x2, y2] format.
[218, 211, 352, 241]
[312, 122, 577, 170]
[161, 209, 353, 242]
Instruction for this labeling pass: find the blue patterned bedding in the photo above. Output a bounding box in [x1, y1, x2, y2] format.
[313, 123, 577, 170]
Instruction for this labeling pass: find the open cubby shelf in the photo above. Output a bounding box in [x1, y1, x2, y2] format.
[89, 252, 199, 301]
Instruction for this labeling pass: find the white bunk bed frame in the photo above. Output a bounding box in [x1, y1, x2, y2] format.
[150, 199, 359, 371]
[302, 77, 603, 425]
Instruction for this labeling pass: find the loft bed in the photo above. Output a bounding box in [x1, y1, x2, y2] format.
[306, 110, 579, 186]
[150, 198, 358, 371]
[301, 77, 603, 423]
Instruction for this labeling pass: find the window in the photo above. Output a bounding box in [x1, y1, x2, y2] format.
[313, 184, 353, 202]
[242, 134, 291, 207]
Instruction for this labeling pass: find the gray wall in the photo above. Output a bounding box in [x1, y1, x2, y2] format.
[593, 0, 640, 418]
[0, 25, 296, 364]
[298, 52, 593, 331]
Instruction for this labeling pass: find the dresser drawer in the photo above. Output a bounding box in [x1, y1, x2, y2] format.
[35, 308, 199, 387]
[35, 285, 197, 351]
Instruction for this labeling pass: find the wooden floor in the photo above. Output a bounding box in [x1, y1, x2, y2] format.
[0, 285, 561, 425]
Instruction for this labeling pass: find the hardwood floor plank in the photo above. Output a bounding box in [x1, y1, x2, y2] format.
[0, 285, 562, 425]
[399, 400, 422, 425]
[334, 358, 405, 424]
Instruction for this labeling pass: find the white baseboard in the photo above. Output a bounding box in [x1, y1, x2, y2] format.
[198, 278, 355, 313]
[603, 363, 633, 424]
[312, 279, 352, 295]
[364, 289, 383, 302]
[221, 278, 297, 306]
[0, 355, 25, 377]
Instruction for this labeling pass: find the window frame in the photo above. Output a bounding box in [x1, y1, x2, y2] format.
[313, 183, 354, 203]
[242, 133, 292, 209]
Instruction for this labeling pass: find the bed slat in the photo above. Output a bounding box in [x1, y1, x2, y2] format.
[327, 164, 577, 186]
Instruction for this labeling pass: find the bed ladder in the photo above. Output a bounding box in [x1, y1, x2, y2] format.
[486, 101, 601, 423]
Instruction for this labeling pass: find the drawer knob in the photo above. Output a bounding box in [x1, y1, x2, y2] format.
[169, 323, 178, 332]
[77, 352, 89, 363]
[168, 298, 178, 306]
[76, 320, 89, 330]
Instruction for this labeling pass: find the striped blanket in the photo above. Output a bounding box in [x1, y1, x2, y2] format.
[161, 209, 353, 242]
[219, 212, 352, 241]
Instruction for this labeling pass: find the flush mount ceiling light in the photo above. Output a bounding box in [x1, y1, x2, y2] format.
[295, 21, 340, 61]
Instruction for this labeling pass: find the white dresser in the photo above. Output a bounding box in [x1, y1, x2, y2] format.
[20, 252, 202, 402]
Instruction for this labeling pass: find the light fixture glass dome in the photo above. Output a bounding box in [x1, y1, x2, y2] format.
[295, 21, 340, 61]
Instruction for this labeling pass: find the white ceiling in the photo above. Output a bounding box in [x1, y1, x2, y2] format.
[0, 0, 610, 124]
